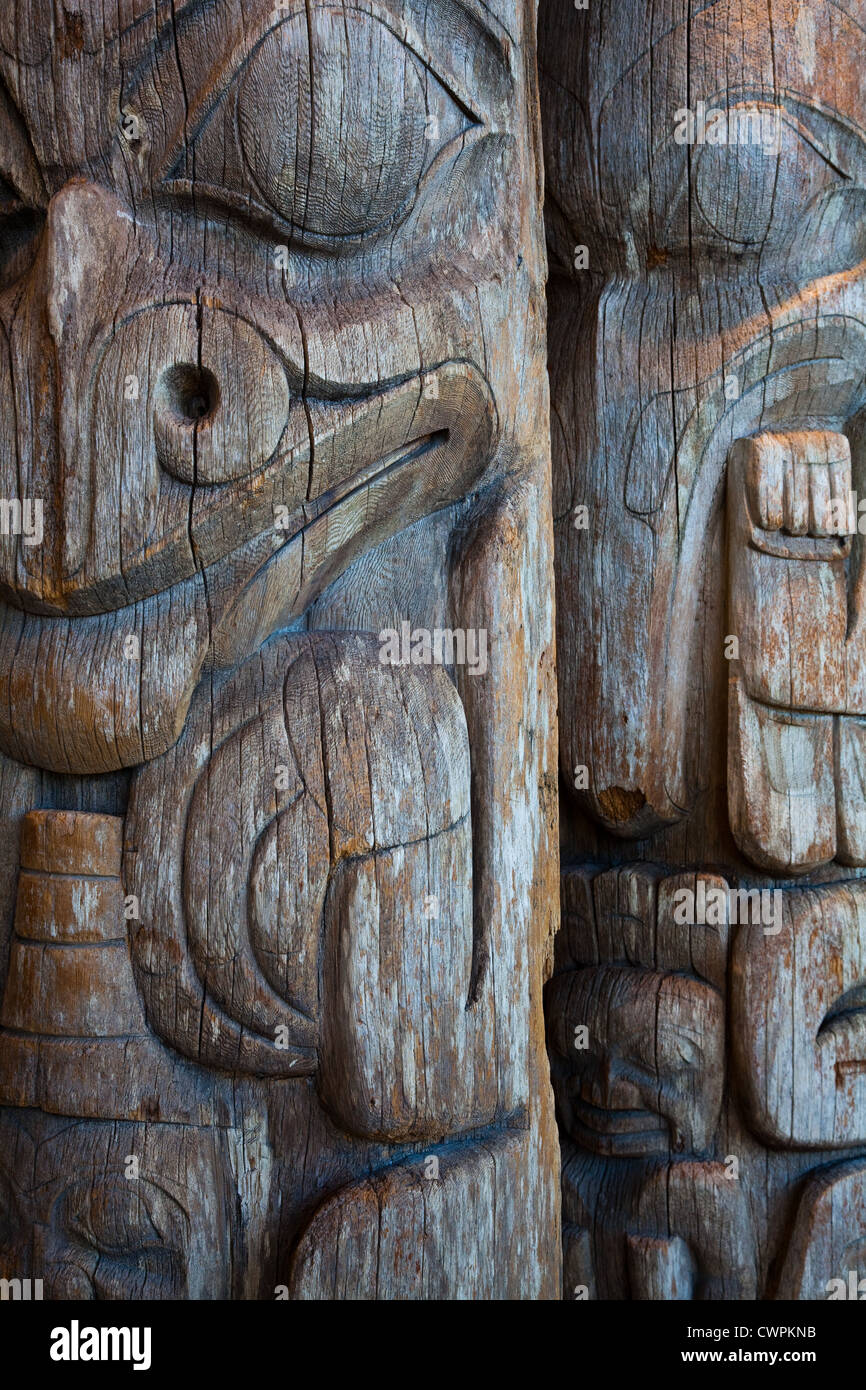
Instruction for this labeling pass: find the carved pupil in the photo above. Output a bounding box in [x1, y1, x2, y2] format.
[157, 364, 220, 426]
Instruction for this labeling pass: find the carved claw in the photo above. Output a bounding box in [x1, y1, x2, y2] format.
[726, 430, 865, 872]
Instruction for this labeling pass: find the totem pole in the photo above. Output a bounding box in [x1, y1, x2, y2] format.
[0, 0, 560, 1299]
[541, 0, 866, 1299]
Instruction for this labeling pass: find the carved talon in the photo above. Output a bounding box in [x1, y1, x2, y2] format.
[727, 429, 864, 872]
[742, 430, 853, 543]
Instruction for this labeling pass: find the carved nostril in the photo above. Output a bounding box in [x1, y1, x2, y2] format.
[156, 363, 220, 426]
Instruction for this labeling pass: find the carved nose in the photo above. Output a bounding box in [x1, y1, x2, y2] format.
[2, 180, 137, 600]
[42, 182, 132, 354]
[588, 1053, 621, 1106]
[0, 179, 297, 613]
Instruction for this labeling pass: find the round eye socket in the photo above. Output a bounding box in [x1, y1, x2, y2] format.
[692, 106, 846, 250]
[693, 111, 782, 246]
[59, 1174, 187, 1255]
[157, 363, 220, 425]
[236, 9, 429, 240]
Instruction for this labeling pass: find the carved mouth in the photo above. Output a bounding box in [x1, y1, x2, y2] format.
[572, 1092, 662, 1136]
[0, 364, 496, 773]
[0, 423, 453, 621]
[301, 430, 449, 529]
[0, 358, 492, 620]
[568, 1092, 668, 1155]
[7, 426, 449, 619]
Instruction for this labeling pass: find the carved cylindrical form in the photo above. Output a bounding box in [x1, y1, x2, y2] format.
[0, 0, 560, 1300]
[541, 0, 866, 1300]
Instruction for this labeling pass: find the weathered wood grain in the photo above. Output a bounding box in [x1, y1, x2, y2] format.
[542, 0, 866, 1300]
[0, 0, 560, 1300]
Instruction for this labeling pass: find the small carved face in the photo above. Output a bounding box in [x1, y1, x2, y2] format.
[0, 1110, 234, 1299]
[0, 0, 525, 774]
[548, 965, 724, 1158]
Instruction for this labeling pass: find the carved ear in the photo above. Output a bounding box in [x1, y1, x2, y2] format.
[125, 642, 320, 1077]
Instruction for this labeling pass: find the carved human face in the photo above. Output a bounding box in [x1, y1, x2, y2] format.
[541, 0, 866, 860]
[548, 965, 724, 1157]
[0, 1110, 235, 1299]
[0, 0, 524, 774]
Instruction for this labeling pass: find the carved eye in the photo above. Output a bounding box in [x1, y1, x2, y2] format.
[663, 1031, 702, 1071]
[59, 1175, 187, 1258]
[692, 106, 838, 248]
[164, 6, 475, 248]
[56, 1175, 188, 1299]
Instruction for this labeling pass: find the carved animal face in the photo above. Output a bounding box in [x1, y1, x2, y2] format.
[0, 0, 523, 772]
[541, 0, 866, 855]
[548, 965, 724, 1157]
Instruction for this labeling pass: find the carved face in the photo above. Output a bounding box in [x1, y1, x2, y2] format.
[541, 0, 866, 858]
[0, 0, 521, 773]
[548, 965, 724, 1157]
[0, 1110, 235, 1298]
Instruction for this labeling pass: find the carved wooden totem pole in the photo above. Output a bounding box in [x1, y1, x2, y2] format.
[541, 0, 866, 1298]
[0, 0, 561, 1299]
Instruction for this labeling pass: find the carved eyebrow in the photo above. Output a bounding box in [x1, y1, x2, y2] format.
[665, 1023, 704, 1047]
[116, 0, 214, 46]
[420, 0, 516, 97]
[150, 0, 505, 176]
[141, 0, 513, 126]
